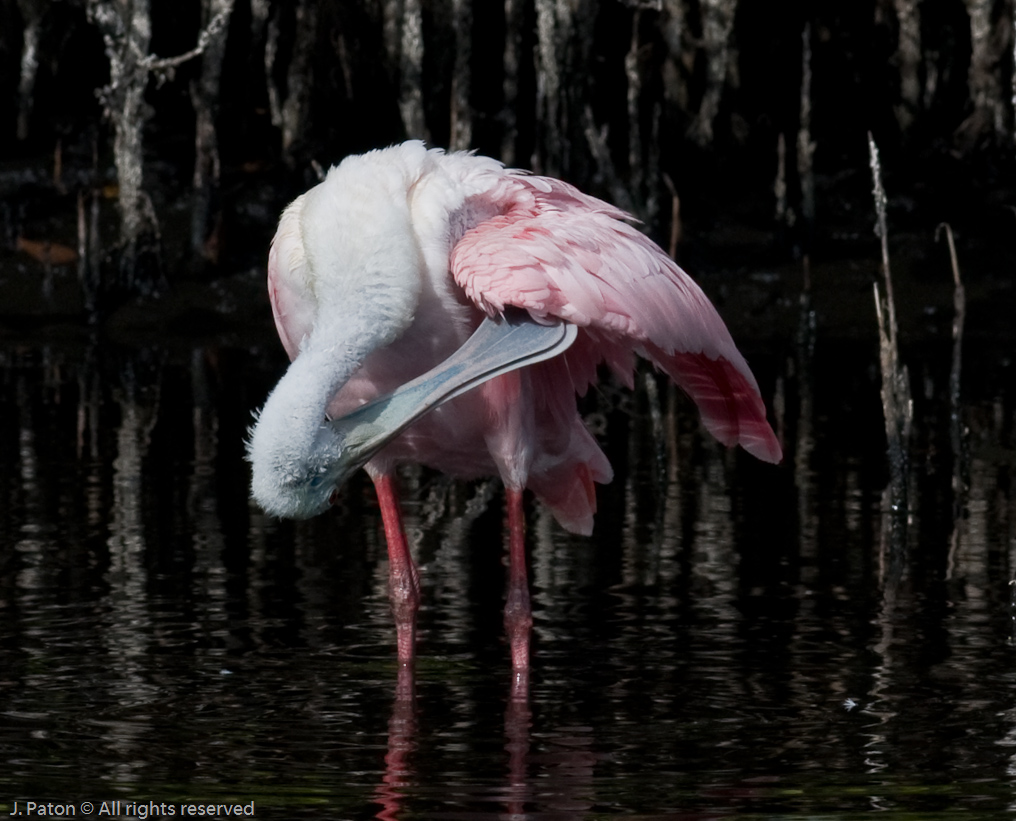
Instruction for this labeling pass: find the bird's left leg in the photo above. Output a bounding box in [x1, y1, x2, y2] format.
[371, 471, 420, 666]
[504, 485, 532, 679]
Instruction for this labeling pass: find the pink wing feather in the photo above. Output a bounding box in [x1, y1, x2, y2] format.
[452, 174, 782, 464]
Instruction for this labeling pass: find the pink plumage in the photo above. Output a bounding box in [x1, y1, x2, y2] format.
[249, 141, 781, 675]
[451, 171, 782, 466]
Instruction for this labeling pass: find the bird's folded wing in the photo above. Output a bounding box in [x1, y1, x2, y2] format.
[451, 174, 782, 464]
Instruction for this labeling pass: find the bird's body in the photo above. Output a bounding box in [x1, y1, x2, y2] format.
[248, 141, 781, 675]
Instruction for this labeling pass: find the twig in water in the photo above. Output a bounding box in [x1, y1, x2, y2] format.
[798, 23, 815, 242]
[935, 222, 966, 503]
[774, 132, 788, 227]
[868, 133, 912, 568]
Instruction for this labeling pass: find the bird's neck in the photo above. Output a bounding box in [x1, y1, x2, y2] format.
[269, 338, 363, 441]
[248, 310, 402, 518]
[280, 300, 410, 414]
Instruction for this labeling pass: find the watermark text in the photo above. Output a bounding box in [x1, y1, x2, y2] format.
[9, 800, 256, 818]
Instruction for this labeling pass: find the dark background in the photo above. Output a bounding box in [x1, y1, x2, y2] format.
[1, 7, 1015, 814]
[0, 0, 1013, 333]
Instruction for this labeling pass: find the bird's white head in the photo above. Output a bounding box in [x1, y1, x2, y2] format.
[248, 393, 353, 520]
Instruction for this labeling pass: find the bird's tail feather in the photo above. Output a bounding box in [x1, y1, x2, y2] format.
[644, 343, 782, 464]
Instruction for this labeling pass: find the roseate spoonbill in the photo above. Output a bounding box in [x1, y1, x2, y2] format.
[247, 141, 781, 674]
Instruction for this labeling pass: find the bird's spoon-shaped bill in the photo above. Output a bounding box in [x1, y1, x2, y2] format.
[329, 309, 578, 472]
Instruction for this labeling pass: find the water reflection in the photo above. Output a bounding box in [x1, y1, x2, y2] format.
[1, 335, 1015, 817]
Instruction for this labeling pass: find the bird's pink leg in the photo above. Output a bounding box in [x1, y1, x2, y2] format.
[373, 473, 420, 666]
[504, 486, 532, 679]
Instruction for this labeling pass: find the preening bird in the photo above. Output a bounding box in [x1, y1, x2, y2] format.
[247, 141, 781, 674]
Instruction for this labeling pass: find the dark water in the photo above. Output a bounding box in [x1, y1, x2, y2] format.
[1, 317, 1015, 819]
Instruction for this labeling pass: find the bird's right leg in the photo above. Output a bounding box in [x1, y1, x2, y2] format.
[372, 472, 420, 666]
[504, 485, 533, 683]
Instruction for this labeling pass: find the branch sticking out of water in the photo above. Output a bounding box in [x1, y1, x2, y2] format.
[88, 0, 153, 279]
[936, 222, 967, 505]
[398, 0, 427, 141]
[191, 0, 235, 259]
[964, 0, 1007, 140]
[533, 0, 562, 175]
[868, 133, 912, 560]
[88, 0, 234, 290]
[689, 0, 737, 145]
[449, 0, 473, 150]
[798, 22, 815, 240]
[774, 132, 787, 227]
[626, 8, 646, 199]
[892, 0, 921, 131]
[501, 0, 521, 164]
[280, 1, 317, 160]
[16, 0, 43, 141]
